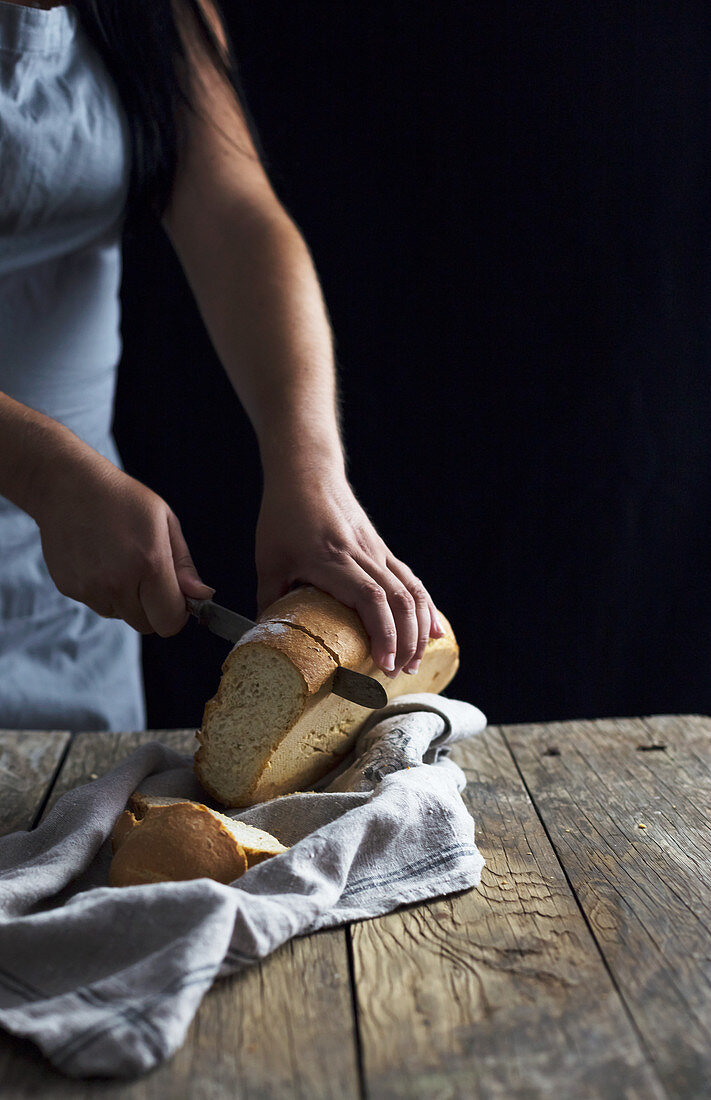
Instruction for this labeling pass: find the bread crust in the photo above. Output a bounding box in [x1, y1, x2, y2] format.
[127, 794, 288, 867]
[258, 584, 370, 668]
[109, 802, 249, 887]
[111, 809, 139, 854]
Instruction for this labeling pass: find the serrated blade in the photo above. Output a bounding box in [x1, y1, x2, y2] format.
[186, 598, 388, 709]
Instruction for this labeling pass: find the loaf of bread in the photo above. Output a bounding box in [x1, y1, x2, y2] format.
[109, 793, 288, 887]
[194, 584, 459, 807]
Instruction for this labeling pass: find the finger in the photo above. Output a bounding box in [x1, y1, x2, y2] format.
[167, 511, 215, 600]
[114, 599, 155, 634]
[363, 560, 419, 675]
[89, 594, 154, 635]
[308, 557, 398, 674]
[387, 560, 445, 652]
[428, 598, 446, 638]
[140, 516, 191, 637]
[385, 556, 432, 673]
[139, 565, 188, 637]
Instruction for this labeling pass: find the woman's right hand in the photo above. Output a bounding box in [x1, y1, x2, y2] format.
[32, 443, 214, 635]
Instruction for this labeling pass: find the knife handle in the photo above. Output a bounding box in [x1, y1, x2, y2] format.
[186, 596, 209, 620]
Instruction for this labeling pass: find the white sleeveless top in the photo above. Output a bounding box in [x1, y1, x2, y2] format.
[0, 1, 146, 731]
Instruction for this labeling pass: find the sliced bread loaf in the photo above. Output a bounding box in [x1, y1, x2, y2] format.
[194, 584, 459, 808]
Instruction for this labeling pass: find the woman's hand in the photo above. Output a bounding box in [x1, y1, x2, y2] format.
[255, 467, 446, 677]
[33, 444, 214, 634]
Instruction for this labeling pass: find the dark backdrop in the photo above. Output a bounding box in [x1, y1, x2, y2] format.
[114, 3, 711, 729]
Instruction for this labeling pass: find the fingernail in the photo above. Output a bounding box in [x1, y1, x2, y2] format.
[405, 660, 421, 675]
[433, 614, 445, 634]
[382, 653, 395, 672]
[200, 584, 216, 598]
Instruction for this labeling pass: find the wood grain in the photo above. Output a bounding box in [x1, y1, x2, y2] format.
[503, 714, 711, 1099]
[0, 728, 361, 1100]
[38, 727, 197, 820]
[350, 725, 664, 1100]
[0, 729, 71, 835]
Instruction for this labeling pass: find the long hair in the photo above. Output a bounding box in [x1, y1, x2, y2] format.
[73, 0, 268, 223]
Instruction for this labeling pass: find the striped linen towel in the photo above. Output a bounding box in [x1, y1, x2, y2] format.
[0, 692, 486, 1077]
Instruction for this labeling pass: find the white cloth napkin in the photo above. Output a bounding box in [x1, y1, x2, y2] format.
[0, 692, 486, 1078]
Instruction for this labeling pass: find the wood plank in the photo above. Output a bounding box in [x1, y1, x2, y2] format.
[351, 725, 664, 1100]
[0, 728, 361, 1100]
[38, 727, 198, 819]
[0, 729, 71, 835]
[503, 714, 711, 1099]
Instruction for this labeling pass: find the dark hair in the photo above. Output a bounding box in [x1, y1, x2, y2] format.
[73, 0, 268, 222]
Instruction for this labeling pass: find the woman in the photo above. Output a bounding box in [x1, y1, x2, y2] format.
[0, 0, 445, 732]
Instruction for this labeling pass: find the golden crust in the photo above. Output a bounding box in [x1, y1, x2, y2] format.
[111, 809, 139, 854]
[109, 803, 248, 887]
[127, 794, 288, 867]
[258, 584, 370, 669]
[223, 622, 337, 696]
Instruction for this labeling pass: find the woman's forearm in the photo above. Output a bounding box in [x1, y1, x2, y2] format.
[164, 207, 347, 483]
[0, 391, 81, 519]
[163, 189, 441, 672]
[0, 391, 213, 633]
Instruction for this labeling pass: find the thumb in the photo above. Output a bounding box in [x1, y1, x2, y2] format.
[167, 511, 215, 599]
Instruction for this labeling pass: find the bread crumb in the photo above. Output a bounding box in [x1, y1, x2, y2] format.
[637, 823, 647, 829]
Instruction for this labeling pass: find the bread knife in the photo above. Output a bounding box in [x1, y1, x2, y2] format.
[186, 597, 388, 709]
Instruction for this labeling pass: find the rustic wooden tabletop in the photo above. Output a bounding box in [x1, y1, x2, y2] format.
[0, 714, 708, 1099]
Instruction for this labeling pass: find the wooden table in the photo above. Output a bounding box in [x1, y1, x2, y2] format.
[0, 714, 709, 1098]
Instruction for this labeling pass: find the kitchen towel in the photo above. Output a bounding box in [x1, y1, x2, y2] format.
[0, 692, 486, 1078]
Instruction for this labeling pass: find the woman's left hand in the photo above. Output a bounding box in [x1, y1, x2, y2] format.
[255, 468, 445, 678]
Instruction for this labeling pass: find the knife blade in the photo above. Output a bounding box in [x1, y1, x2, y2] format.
[186, 597, 388, 710]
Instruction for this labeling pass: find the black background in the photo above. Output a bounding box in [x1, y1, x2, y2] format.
[115, 3, 711, 730]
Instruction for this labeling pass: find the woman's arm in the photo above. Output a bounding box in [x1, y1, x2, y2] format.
[0, 390, 213, 635]
[0, 390, 58, 516]
[162, 1, 445, 676]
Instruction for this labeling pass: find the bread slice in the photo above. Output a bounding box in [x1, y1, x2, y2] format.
[194, 584, 460, 807]
[108, 794, 288, 887]
[127, 793, 288, 866]
[109, 802, 248, 887]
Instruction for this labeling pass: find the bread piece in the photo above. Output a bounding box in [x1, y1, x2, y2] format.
[111, 808, 138, 854]
[128, 793, 288, 866]
[109, 802, 248, 887]
[108, 796, 288, 887]
[194, 584, 459, 807]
